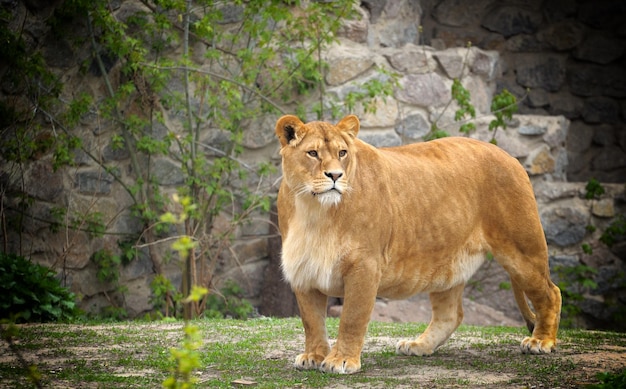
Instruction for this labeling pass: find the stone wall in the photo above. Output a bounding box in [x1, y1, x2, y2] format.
[1, 0, 624, 328]
[416, 0, 626, 183]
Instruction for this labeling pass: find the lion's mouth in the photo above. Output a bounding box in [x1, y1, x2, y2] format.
[312, 187, 342, 196]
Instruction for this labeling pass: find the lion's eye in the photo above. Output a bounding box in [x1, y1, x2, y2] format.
[307, 150, 318, 158]
[339, 150, 347, 158]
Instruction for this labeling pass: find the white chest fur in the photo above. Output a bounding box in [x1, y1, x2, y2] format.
[280, 207, 347, 293]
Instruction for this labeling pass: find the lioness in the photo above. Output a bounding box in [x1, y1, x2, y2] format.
[275, 114, 561, 374]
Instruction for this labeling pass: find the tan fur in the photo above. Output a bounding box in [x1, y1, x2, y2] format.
[275, 115, 562, 374]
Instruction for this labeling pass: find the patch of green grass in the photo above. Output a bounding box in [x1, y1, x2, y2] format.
[1, 318, 624, 388]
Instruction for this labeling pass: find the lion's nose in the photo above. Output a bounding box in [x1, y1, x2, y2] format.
[324, 171, 343, 182]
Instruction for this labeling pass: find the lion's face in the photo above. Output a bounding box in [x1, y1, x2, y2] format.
[275, 115, 359, 207]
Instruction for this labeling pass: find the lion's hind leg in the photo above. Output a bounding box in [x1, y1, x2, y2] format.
[515, 275, 561, 354]
[504, 260, 561, 354]
[396, 283, 464, 356]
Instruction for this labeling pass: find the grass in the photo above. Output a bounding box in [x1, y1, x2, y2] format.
[1, 317, 625, 388]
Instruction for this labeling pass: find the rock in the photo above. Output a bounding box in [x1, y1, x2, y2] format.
[537, 19, 585, 51]
[26, 161, 64, 201]
[366, 0, 420, 48]
[123, 277, 154, 317]
[328, 294, 523, 327]
[358, 129, 402, 147]
[383, 44, 436, 74]
[526, 88, 549, 108]
[573, 31, 624, 65]
[515, 54, 566, 92]
[549, 254, 580, 270]
[470, 48, 499, 81]
[568, 64, 626, 98]
[592, 198, 615, 218]
[395, 73, 451, 107]
[566, 121, 594, 153]
[525, 144, 555, 175]
[517, 124, 547, 136]
[153, 158, 184, 186]
[325, 43, 375, 85]
[432, 0, 490, 27]
[582, 96, 620, 124]
[481, 5, 542, 38]
[534, 181, 582, 203]
[120, 249, 153, 282]
[505, 34, 546, 52]
[103, 142, 129, 162]
[592, 125, 616, 147]
[541, 204, 589, 247]
[221, 259, 269, 301]
[548, 92, 584, 119]
[339, 5, 368, 43]
[396, 111, 430, 140]
[433, 48, 466, 79]
[592, 146, 626, 171]
[576, 1, 626, 31]
[241, 115, 276, 149]
[75, 169, 115, 195]
[356, 97, 399, 128]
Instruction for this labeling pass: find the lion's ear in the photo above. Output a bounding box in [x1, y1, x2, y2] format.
[276, 115, 305, 147]
[337, 115, 360, 138]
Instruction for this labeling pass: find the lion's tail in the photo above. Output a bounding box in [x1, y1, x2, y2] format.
[512, 279, 536, 334]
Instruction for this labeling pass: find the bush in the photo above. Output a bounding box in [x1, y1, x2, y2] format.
[0, 253, 80, 323]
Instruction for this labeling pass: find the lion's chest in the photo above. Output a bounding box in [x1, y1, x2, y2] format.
[280, 217, 347, 295]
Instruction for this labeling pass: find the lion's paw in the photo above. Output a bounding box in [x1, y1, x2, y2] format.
[396, 340, 435, 356]
[319, 354, 361, 374]
[520, 336, 556, 354]
[294, 352, 325, 370]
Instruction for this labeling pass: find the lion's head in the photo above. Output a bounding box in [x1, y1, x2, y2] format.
[275, 115, 360, 207]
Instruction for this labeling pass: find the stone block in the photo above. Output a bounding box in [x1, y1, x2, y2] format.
[75, 169, 115, 195]
[358, 129, 402, 147]
[395, 73, 451, 107]
[356, 97, 399, 128]
[26, 161, 64, 201]
[433, 48, 465, 79]
[481, 5, 542, 37]
[573, 32, 624, 65]
[525, 144, 555, 175]
[582, 96, 620, 124]
[395, 111, 430, 140]
[383, 44, 437, 74]
[153, 158, 184, 186]
[325, 42, 375, 86]
[537, 19, 584, 51]
[515, 54, 566, 92]
[568, 64, 626, 98]
[592, 146, 626, 171]
[592, 198, 615, 218]
[541, 203, 589, 247]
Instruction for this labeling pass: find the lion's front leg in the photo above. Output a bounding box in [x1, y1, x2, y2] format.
[294, 289, 330, 370]
[319, 266, 378, 374]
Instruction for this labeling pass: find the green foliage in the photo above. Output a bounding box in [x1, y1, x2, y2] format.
[554, 264, 598, 328]
[585, 178, 606, 200]
[205, 280, 254, 320]
[487, 88, 518, 144]
[451, 79, 476, 135]
[0, 253, 80, 323]
[163, 324, 203, 389]
[150, 274, 182, 318]
[589, 370, 626, 389]
[600, 215, 625, 248]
